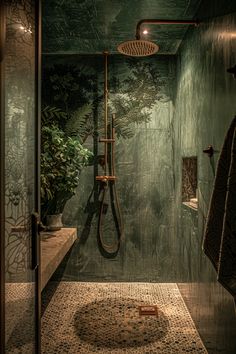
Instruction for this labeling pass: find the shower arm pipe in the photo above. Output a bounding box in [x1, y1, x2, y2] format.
[135, 19, 199, 40]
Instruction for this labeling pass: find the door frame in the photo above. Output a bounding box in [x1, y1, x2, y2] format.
[35, 0, 42, 353]
[0, 1, 42, 353]
[0, 2, 6, 353]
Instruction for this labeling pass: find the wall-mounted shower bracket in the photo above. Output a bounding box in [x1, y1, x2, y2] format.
[135, 19, 199, 40]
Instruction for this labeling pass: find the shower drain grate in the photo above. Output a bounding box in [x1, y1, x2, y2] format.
[139, 305, 158, 316]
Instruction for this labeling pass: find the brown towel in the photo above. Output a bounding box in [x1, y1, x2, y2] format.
[203, 116, 236, 297]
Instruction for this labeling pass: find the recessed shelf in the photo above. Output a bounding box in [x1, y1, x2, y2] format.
[182, 201, 198, 211]
[182, 156, 198, 210]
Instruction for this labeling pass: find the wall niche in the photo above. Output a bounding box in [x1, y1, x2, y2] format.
[182, 157, 198, 210]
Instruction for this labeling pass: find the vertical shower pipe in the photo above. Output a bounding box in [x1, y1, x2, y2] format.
[96, 52, 123, 258]
[104, 51, 108, 176]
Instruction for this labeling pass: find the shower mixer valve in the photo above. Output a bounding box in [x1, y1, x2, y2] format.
[96, 175, 117, 183]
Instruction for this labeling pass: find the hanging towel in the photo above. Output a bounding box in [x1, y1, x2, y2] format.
[203, 116, 236, 297]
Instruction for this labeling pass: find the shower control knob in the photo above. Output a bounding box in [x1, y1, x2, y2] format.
[203, 145, 214, 157]
[227, 65, 236, 79]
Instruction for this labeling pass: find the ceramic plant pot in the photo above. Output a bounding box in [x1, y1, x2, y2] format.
[45, 213, 63, 231]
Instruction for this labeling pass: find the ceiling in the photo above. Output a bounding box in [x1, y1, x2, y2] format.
[42, 0, 201, 55]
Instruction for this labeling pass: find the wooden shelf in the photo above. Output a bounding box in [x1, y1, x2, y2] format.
[182, 202, 198, 211]
[40, 228, 77, 290]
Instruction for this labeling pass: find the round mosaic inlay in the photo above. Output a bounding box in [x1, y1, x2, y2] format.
[74, 297, 169, 349]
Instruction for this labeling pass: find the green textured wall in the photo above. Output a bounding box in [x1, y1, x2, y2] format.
[174, 11, 236, 354]
[174, 13, 236, 281]
[42, 54, 177, 281]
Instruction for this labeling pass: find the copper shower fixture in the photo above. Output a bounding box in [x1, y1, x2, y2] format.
[117, 18, 199, 57]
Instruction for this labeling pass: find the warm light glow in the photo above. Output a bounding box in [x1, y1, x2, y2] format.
[218, 31, 236, 39]
[143, 29, 148, 35]
[19, 24, 32, 34]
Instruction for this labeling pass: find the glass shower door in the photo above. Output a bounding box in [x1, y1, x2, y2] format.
[0, 0, 40, 353]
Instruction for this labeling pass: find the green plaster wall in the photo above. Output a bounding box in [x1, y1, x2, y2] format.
[42, 54, 178, 282]
[174, 11, 236, 354]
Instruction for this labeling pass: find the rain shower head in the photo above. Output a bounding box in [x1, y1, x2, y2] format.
[117, 18, 199, 57]
[117, 39, 159, 57]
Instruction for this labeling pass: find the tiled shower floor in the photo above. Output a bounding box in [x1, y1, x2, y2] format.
[42, 282, 208, 354]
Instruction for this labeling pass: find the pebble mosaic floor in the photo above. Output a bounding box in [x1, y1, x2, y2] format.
[5, 283, 35, 353]
[42, 282, 208, 354]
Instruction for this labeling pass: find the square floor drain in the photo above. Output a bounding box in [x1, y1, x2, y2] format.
[139, 305, 158, 316]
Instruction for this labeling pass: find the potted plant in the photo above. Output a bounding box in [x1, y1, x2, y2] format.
[41, 110, 93, 230]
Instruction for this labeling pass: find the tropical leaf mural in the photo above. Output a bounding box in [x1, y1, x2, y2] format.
[42, 55, 171, 142]
[65, 103, 94, 143]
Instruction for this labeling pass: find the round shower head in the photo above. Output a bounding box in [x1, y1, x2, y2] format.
[117, 39, 159, 57]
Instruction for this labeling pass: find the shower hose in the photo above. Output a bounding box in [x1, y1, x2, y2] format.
[97, 114, 123, 258]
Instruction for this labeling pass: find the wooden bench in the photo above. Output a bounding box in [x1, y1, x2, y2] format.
[40, 228, 77, 290]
